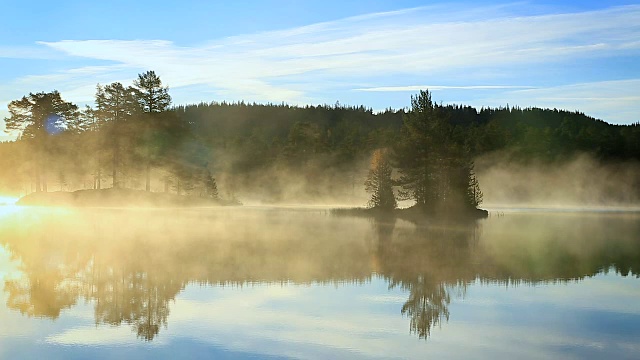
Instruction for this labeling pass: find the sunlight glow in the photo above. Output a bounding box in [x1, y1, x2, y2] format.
[0, 196, 21, 218]
[0, 245, 21, 283]
[0, 196, 18, 205]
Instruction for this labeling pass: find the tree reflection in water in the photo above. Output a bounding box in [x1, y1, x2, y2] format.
[1, 208, 639, 341]
[369, 215, 476, 339]
[5, 274, 78, 319]
[399, 277, 450, 339]
[91, 265, 178, 341]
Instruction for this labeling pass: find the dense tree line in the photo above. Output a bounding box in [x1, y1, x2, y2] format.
[1, 72, 639, 208]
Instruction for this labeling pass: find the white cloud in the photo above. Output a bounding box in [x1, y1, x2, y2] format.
[356, 85, 535, 92]
[2, 3, 639, 123]
[40, 275, 640, 359]
[0, 45, 63, 60]
[46, 326, 140, 346]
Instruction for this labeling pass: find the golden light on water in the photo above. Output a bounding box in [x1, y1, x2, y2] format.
[0, 198, 23, 217]
[0, 245, 22, 283]
[0, 196, 18, 205]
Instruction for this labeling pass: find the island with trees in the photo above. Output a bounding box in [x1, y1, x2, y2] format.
[1, 71, 639, 215]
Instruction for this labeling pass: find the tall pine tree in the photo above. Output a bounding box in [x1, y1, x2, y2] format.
[4, 91, 77, 192]
[134, 71, 172, 191]
[95, 83, 140, 188]
[364, 149, 396, 210]
[394, 90, 482, 212]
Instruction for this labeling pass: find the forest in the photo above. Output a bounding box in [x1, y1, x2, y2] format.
[1, 71, 639, 210]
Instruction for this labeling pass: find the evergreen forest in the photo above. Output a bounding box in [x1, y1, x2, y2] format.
[2, 71, 639, 210]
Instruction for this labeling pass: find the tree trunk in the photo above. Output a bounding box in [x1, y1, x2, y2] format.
[113, 146, 118, 189]
[35, 167, 41, 192]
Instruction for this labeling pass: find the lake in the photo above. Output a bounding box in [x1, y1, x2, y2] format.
[0, 206, 639, 359]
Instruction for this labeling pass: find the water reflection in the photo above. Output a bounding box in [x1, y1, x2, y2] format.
[1, 208, 639, 342]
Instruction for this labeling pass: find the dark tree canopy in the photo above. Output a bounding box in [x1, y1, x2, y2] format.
[95, 82, 141, 188]
[134, 70, 171, 113]
[4, 91, 78, 192]
[1, 75, 639, 207]
[5, 90, 78, 139]
[365, 149, 396, 210]
[394, 90, 479, 212]
[133, 70, 173, 191]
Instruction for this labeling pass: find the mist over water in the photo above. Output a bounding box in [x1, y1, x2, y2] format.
[1, 2, 639, 358]
[213, 155, 372, 206]
[0, 207, 638, 358]
[476, 153, 640, 209]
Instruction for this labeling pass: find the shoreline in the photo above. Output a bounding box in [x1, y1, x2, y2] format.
[16, 188, 239, 208]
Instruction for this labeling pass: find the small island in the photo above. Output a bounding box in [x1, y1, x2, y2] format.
[6, 86, 487, 218]
[3, 71, 637, 217]
[337, 90, 488, 221]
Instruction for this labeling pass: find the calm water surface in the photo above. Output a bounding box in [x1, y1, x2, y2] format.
[0, 206, 638, 359]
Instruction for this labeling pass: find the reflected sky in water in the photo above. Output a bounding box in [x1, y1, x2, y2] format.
[0, 207, 639, 359]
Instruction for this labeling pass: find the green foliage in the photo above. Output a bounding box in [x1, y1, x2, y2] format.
[394, 90, 479, 211]
[204, 170, 219, 199]
[134, 70, 173, 191]
[2, 77, 640, 203]
[364, 149, 396, 210]
[467, 163, 483, 207]
[5, 90, 78, 139]
[95, 82, 141, 188]
[3, 91, 78, 192]
[134, 70, 171, 113]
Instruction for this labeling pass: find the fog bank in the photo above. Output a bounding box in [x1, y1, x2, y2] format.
[476, 153, 640, 208]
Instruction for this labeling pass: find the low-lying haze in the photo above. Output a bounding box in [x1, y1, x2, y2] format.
[477, 153, 640, 209]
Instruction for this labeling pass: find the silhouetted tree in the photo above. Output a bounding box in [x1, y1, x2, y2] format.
[95, 83, 140, 188]
[364, 149, 396, 210]
[2, 78, 640, 201]
[134, 70, 172, 191]
[203, 170, 219, 199]
[133, 71, 172, 114]
[394, 90, 443, 207]
[467, 163, 483, 208]
[78, 105, 108, 189]
[395, 90, 482, 212]
[3, 91, 77, 192]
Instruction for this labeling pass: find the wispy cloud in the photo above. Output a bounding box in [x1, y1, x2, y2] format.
[2, 3, 639, 123]
[0, 45, 63, 60]
[356, 85, 536, 92]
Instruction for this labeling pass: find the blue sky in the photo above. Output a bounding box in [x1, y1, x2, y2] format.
[1, 0, 639, 138]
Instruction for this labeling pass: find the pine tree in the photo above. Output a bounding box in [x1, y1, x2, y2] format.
[133, 71, 171, 114]
[134, 71, 172, 191]
[467, 163, 483, 208]
[203, 170, 219, 199]
[394, 90, 482, 212]
[394, 90, 447, 208]
[95, 83, 140, 188]
[4, 91, 77, 192]
[364, 149, 396, 210]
